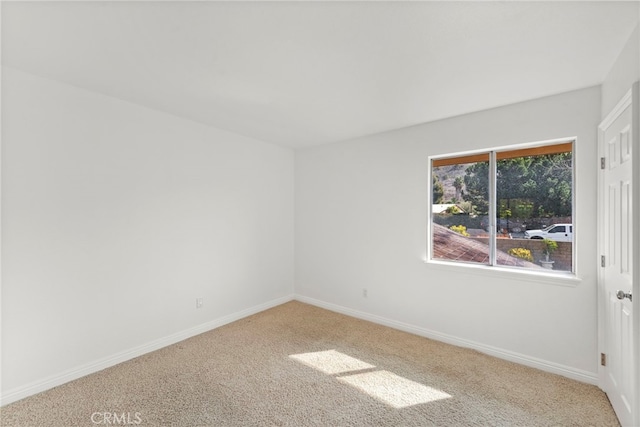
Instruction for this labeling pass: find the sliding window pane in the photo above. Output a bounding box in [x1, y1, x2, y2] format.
[431, 156, 489, 265]
[495, 146, 573, 271]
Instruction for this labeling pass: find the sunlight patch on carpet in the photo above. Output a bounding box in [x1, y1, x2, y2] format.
[290, 350, 452, 408]
[338, 370, 452, 408]
[289, 349, 375, 374]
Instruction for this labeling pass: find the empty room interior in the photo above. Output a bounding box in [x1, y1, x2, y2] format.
[1, 1, 640, 426]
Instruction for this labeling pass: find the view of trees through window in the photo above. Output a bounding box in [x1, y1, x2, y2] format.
[431, 142, 573, 272]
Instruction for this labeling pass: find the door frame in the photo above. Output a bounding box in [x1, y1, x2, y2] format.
[597, 82, 640, 426]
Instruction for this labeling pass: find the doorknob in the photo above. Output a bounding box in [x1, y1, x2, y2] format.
[616, 290, 633, 302]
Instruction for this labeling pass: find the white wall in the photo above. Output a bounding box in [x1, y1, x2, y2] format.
[601, 25, 639, 118]
[295, 86, 602, 381]
[1, 67, 294, 401]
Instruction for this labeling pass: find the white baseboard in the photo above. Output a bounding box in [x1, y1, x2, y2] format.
[294, 294, 598, 386]
[2, 293, 597, 406]
[1, 294, 294, 406]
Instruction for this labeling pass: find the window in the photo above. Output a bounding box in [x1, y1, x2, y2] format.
[430, 140, 574, 273]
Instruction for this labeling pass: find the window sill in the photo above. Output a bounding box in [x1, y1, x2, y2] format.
[425, 259, 581, 287]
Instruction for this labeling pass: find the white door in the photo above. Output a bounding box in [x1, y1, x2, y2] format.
[598, 84, 638, 427]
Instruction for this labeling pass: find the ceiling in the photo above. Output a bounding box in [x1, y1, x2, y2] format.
[2, 1, 639, 149]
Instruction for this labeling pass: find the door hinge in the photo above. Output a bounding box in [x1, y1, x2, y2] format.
[601, 157, 606, 169]
[601, 353, 607, 366]
[601, 255, 606, 267]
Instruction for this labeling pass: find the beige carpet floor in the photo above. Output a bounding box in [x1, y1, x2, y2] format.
[1, 301, 620, 426]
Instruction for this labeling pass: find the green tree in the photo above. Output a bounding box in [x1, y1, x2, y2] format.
[462, 153, 572, 219]
[462, 161, 489, 215]
[445, 205, 461, 214]
[529, 153, 572, 217]
[432, 175, 444, 204]
[497, 156, 530, 221]
[453, 176, 464, 200]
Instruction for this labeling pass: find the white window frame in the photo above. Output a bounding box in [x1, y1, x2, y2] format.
[427, 137, 578, 284]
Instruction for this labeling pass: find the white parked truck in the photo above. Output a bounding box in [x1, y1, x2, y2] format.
[524, 224, 573, 242]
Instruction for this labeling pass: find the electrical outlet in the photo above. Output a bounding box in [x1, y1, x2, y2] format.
[196, 298, 203, 309]
[362, 288, 368, 298]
